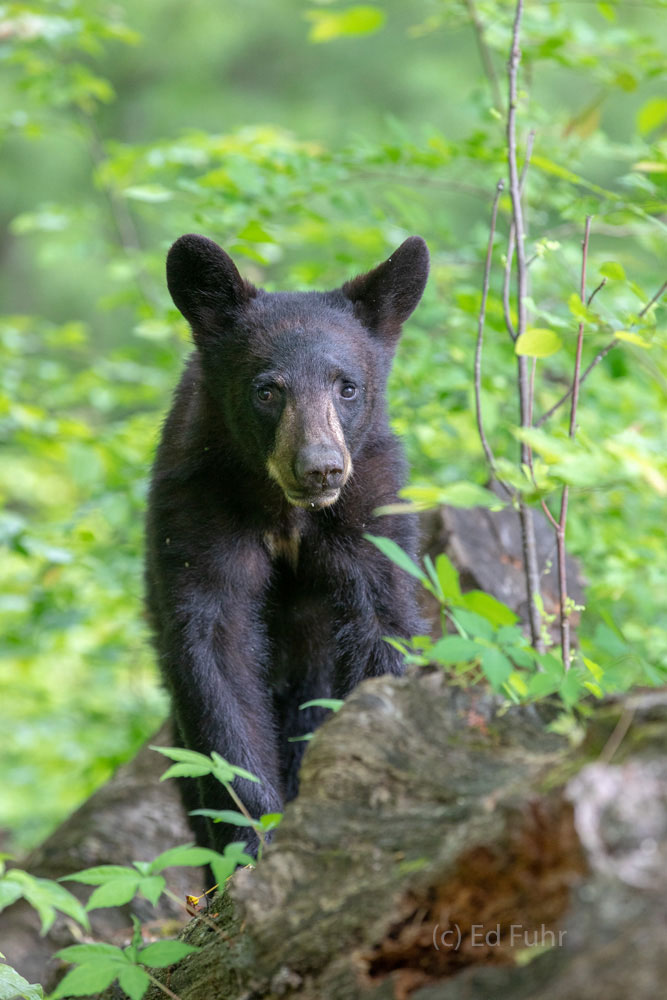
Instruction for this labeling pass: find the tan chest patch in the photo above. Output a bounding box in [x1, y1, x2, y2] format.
[264, 527, 301, 570]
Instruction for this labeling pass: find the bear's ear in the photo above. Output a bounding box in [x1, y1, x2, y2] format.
[342, 236, 429, 342]
[166, 234, 255, 337]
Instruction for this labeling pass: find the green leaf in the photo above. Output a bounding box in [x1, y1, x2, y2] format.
[527, 671, 561, 698]
[514, 427, 577, 464]
[150, 746, 214, 766]
[450, 608, 495, 640]
[116, 965, 151, 1000]
[49, 962, 119, 998]
[236, 220, 275, 243]
[139, 941, 199, 968]
[364, 534, 428, 584]
[400, 482, 504, 511]
[299, 698, 344, 711]
[62, 865, 137, 886]
[123, 184, 173, 203]
[55, 944, 123, 963]
[560, 669, 585, 706]
[480, 647, 513, 690]
[0, 878, 23, 910]
[210, 857, 239, 887]
[435, 554, 462, 602]
[531, 154, 619, 201]
[189, 809, 258, 828]
[614, 330, 652, 348]
[0, 964, 44, 1000]
[460, 591, 519, 626]
[161, 762, 212, 781]
[599, 261, 626, 281]
[422, 554, 444, 601]
[429, 636, 481, 664]
[259, 812, 283, 831]
[86, 877, 140, 911]
[213, 757, 260, 783]
[515, 328, 563, 358]
[138, 876, 166, 906]
[637, 97, 667, 136]
[210, 843, 254, 886]
[19, 876, 89, 934]
[567, 293, 597, 323]
[597, 2, 616, 22]
[149, 845, 220, 873]
[133, 319, 174, 341]
[306, 6, 385, 43]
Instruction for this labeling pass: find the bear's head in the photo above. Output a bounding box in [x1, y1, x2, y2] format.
[166, 234, 429, 509]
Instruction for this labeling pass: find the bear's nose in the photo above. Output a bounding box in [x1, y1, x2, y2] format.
[295, 445, 344, 491]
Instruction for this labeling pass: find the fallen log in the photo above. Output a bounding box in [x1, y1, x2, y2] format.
[142, 676, 667, 1000]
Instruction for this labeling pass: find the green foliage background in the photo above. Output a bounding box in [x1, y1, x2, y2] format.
[1, 0, 666, 852]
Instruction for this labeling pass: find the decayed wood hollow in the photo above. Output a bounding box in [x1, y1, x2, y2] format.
[363, 797, 587, 998]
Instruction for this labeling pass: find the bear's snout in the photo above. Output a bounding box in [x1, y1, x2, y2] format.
[294, 443, 345, 492]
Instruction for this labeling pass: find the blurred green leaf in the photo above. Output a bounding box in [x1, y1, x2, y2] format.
[599, 261, 626, 281]
[637, 97, 667, 135]
[306, 6, 385, 43]
[515, 328, 563, 358]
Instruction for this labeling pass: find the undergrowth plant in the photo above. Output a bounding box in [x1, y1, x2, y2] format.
[0, 748, 270, 1000]
[367, 535, 661, 713]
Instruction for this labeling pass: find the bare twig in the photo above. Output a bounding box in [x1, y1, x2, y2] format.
[536, 277, 667, 427]
[587, 277, 607, 306]
[638, 277, 667, 318]
[557, 215, 592, 670]
[466, 0, 503, 111]
[475, 180, 514, 499]
[540, 497, 559, 530]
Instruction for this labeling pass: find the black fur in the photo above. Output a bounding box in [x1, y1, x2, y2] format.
[145, 235, 429, 855]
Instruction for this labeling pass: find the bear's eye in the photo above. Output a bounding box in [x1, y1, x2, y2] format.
[256, 385, 274, 403]
[340, 383, 357, 399]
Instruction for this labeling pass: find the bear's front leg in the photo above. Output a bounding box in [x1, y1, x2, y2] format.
[150, 533, 282, 857]
[325, 522, 423, 696]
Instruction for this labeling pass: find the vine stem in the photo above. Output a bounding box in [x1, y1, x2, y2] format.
[474, 179, 513, 499]
[502, 129, 535, 343]
[557, 214, 592, 670]
[506, 0, 544, 652]
[466, 0, 503, 110]
[224, 781, 266, 855]
[536, 277, 667, 428]
[148, 972, 183, 1000]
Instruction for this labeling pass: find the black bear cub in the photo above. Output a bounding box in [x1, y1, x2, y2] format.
[146, 234, 429, 855]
